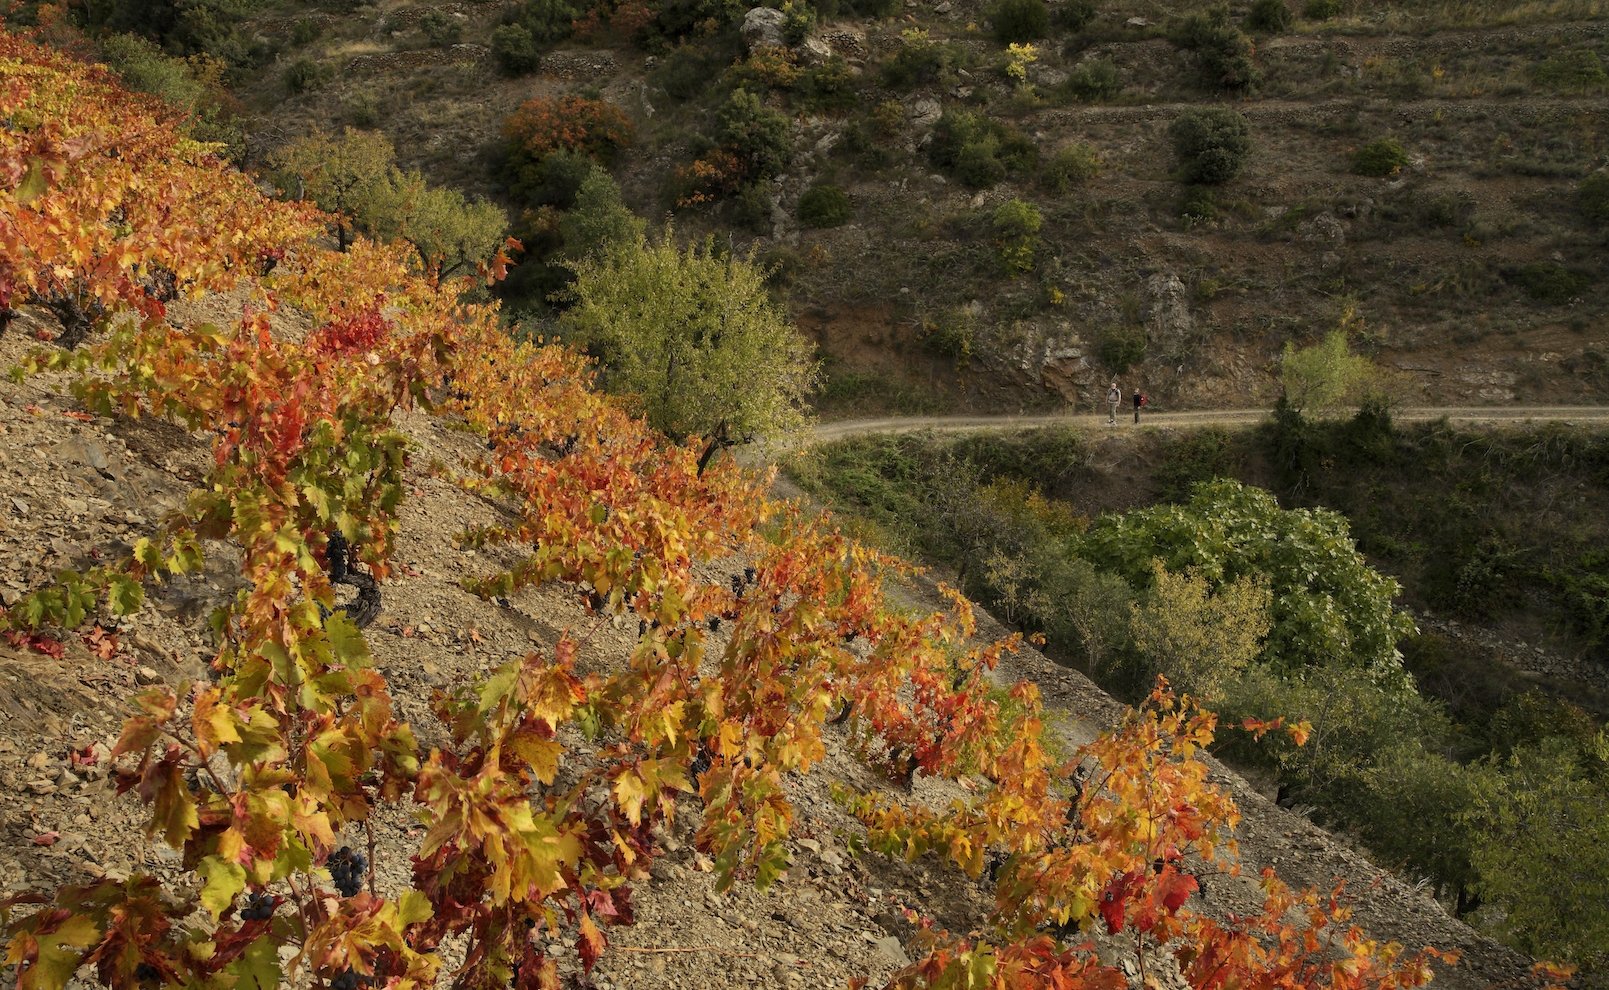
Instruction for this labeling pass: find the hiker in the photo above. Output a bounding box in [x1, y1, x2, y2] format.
[1132, 388, 1144, 424]
[1106, 382, 1121, 425]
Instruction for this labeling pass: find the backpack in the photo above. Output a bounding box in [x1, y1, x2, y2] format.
[1139, 394, 1147, 407]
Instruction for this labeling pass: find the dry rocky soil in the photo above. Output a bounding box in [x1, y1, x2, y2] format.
[0, 303, 1543, 990]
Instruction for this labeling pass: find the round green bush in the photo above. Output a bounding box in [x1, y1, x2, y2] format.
[1578, 170, 1609, 222]
[1168, 107, 1253, 185]
[798, 184, 852, 227]
[1041, 142, 1102, 193]
[1064, 59, 1119, 100]
[1352, 138, 1409, 177]
[1302, 0, 1343, 18]
[992, 0, 1050, 44]
[1514, 262, 1591, 305]
[1245, 0, 1293, 32]
[1179, 185, 1217, 222]
[490, 23, 541, 76]
[282, 57, 324, 94]
[954, 140, 1008, 188]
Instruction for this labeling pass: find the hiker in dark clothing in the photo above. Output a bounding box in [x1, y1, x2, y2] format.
[1132, 389, 1143, 424]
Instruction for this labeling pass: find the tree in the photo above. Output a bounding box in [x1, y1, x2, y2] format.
[1130, 560, 1272, 697]
[558, 230, 820, 468]
[1026, 556, 1135, 676]
[1278, 326, 1383, 415]
[1167, 6, 1257, 91]
[364, 173, 510, 280]
[557, 170, 645, 260]
[1167, 106, 1252, 184]
[992, 0, 1049, 43]
[1078, 478, 1416, 683]
[273, 128, 396, 251]
[715, 88, 793, 182]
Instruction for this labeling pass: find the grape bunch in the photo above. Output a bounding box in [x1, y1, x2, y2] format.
[743, 566, 756, 585]
[689, 745, 712, 783]
[327, 969, 373, 990]
[134, 963, 161, 983]
[240, 890, 275, 921]
[326, 847, 368, 897]
[706, 616, 720, 632]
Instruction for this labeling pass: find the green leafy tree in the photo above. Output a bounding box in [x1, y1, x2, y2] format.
[364, 173, 509, 280]
[1168, 6, 1257, 91]
[1578, 170, 1609, 223]
[1466, 737, 1609, 973]
[1168, 106, 1252, 184]
[490, 23, 541, 75]
[716, 88, 794, 181]
[559, 230, 821, 469]
[1078, 478, 1416, 682]
[1245, 0, 1293, 32]
[1041, 142, 1102, 192]
[798, 184, 852, 228]
[992, 198, 1042, 274]
[1278, 328, 1383, 415]
[1130, 560, 1272, 698]
[558, 170, 646, 260]
[273, 128, 396, 251]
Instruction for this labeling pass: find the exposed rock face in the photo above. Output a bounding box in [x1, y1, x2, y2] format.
[795, 36, 834, 66]
[1145, 272, 1195, 362]
[908, 98, 943, 128]
[741, 7, 787, 50]
[1040, 336, 1094, 404]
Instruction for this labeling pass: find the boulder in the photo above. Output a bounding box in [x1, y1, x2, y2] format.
[795, 35, 833, 66]
[908, 97, 942, 128]
[741, 7, 787, 50]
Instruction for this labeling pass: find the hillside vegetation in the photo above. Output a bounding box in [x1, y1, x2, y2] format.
[12, 0, 1608, 418]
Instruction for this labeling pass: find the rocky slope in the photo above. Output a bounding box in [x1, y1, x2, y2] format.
[0, 302, 1540, 990]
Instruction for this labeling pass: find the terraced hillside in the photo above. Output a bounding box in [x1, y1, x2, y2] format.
[41, 0, 1609, 416]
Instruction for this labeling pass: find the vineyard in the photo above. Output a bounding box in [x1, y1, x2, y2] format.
[0, 25, 1572, 990]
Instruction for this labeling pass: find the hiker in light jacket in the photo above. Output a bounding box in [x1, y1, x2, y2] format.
[1106, 382, 1121, 425]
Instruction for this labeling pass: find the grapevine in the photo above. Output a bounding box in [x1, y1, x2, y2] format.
[0, 25, 1573, 990]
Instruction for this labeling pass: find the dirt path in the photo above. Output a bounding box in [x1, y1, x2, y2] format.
[793, 405, 1609, 445]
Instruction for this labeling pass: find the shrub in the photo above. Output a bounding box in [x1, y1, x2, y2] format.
[922, 307, 978, 367]
[880, 28, 970, 88]
[507, 0, 585, 43]
[1179, 185, 1217, 223]
[1168, 7, 1257, 91]
[716, 88, 793, 181]
[559, 171, 647, 258]
[1578, 170, 1609, 222]
[1041, 142, 1102, 193]
[98, 32, 205, 108]
[1534, 49, 1608, 93]
[798, 56, 859, 113]
[994, 198, 1043, 273]
[727, 46, 803, 92]
[1168, 106, 1252, 184]
[490, 23, 541, 75]
[993, 0, 1050, 44]
[1098, 327, 1146, 373]
[290, 18, 322, 45]
[1051, 0, 1097, 32]
[1514, 262, 1591, 305]
[282, 57, 326, 94]
[418, 9, 463, 46]
[798, 183, 852, 227]
[510, 149, 598, 208]
[870, 98, 906, 136]
[1245, 0, 1292, 32]
[849, 0, 901, 15]
[1352, 137, 1408, 176]
[954, 141, 1009, 188]
[1302, 0, 1342, 18]
[781, 0, 816, 45]
[651, 44, 724, 101]
[1063, 58, 1119, 99]
[731, 184, 775, 233]
[502, 95, 634, 165]
[929, 109, 1035, 187]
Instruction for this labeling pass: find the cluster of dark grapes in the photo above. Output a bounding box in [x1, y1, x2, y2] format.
[134, 963, 161, 983]
[706, 616, 721, 632]
[689, 744, 712, 783]
[326, 530, 349, 584]
[240, 890, 275, 921]
[585, 588, 606, 613]
[327, 969, 375, 990]
[327, 847, 368, 897]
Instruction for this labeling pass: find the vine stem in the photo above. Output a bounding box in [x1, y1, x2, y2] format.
[366, 817, 378, 898]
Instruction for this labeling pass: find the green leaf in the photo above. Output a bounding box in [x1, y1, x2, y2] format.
[198, 855, 248, 918]
[227, 935, 282, 990]
[108, 575, 144, 615]
[324, 612, 371, 668]
[15, 157, 49, 206]
[20, 915, 99, 990]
